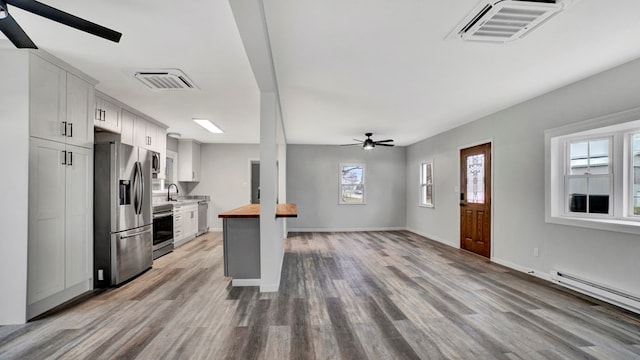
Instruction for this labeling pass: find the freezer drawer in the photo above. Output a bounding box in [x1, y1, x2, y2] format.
[111, 225, 152, 285]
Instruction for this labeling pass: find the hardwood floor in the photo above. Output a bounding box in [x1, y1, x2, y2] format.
[1, 231, 639, 359]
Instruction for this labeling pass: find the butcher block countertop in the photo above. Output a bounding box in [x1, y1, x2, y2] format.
[218, 203, 298, 218]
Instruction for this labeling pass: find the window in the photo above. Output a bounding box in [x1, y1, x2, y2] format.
[420, 162, 434, 207]
[565, 138, 612, 215]
[340, 163, 365, 204]
[546, 107, 640, 235]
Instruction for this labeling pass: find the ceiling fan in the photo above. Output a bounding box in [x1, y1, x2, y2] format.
[341, 132, 395, 150]
[0, 0, 122, 49]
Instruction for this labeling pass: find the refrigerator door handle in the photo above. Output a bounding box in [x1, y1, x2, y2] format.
[137, 162, 145, 215]
[132, 161, 140, 214]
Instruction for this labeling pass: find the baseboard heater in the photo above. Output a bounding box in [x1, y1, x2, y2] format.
[551, 271, 640, 314]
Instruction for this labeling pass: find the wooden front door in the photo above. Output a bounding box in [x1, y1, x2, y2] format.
[460, 143, 491, 258]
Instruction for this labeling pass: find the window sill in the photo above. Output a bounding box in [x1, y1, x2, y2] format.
[546, 215, 640, 235]
[419, 204, 434, 209]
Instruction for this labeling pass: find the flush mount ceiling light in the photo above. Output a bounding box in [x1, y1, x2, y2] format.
[167, 132, 181, 138]
[193, 119, 223, 134]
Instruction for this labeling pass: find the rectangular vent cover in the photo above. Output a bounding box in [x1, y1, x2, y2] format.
[134, 69, 199, 91]
[450, 0, 564, 42]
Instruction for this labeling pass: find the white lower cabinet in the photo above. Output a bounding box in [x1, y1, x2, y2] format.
[28, 138, 92, 318]
[173, 203, 199, 247]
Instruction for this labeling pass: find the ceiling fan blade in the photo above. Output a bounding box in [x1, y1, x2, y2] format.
[375, 139, 394, 143]
[340, 143, 361, 146]
[376, 143, 395, 147]
[0, 14, 37, 48]
[7, 0, 122, 43]
[352, 139, 364, 143]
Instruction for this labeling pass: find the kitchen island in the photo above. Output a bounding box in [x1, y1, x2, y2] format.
[218, 204, 297, 284]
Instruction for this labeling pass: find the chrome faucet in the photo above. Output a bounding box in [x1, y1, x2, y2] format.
[167, 183, 179, 201]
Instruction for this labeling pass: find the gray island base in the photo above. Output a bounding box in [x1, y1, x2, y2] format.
[218, 204, 298, 286]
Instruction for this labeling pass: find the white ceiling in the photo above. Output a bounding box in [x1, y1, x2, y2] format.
[3, 0, 640, 146]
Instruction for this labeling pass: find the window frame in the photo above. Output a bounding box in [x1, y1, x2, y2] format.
[419, 161, 434, 208]
[545, 106, 640, 235]
[339, 163, 366, 205]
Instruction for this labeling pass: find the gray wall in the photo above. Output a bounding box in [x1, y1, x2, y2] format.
[287, 144, 406, 231]
[406, 56, 640, 297]
[189, 144, 260, 230]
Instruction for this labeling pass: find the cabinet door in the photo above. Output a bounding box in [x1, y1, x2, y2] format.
[133, 115, 148, 149]
[28, 138, 66, 304]
[178, 140, 201, 182]
[102, 98, 120, 132]
[65, 145, 93, 288]
[30, 55, 66, 143]
[66, 74, 94, 148]
[146, 123, 157, 150]
[192, 142, 201, 181]
[94, 97, 120, 133]
[120, 109, 136, 146]
[156, 127, 167, 179]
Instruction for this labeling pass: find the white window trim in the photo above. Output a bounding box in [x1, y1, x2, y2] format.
[545, 106, 640, 235]
[419, 161, 434, 208]
[339, 163, 366, 205]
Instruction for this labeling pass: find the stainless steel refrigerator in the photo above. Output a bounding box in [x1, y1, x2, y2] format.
[94, 141, 153, 287]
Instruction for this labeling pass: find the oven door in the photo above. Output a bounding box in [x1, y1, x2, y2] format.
[153, 211, 173, 250]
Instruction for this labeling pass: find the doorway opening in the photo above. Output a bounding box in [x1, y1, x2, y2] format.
[251, 160, 260, 204]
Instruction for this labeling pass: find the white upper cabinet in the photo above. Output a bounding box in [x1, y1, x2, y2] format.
[66, 74, 94, 148]
[30, 55, 67, 144]
[29, 54, 94, 149]
[178, 139, 201, 182]
[120, 109, 135, 146]
[94, 96, 120, 133]
[133, 115, 160, 150]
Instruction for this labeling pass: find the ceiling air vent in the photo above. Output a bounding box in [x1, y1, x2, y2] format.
[448, 0, 572, 43]
[134, 69, 199, 91]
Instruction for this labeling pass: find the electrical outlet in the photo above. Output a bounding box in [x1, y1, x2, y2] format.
[533, 248, 539, 257]
[98, 269, 104, 281]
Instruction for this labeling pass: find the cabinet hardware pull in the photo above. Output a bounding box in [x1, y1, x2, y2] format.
[95, 108, 100, 120]
[62, 150, 67, 165]
[68, 152, 73, 166]
[61, 121, 67, 136]
[102, 109, 106, 121]
[67, 123, 73, 137]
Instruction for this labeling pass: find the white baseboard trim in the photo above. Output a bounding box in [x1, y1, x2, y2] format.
[492, 257, 552, 282]
[288, 227, 406, 233]
[210, 227, 223, 232]
[232, 278, 261, 287]
[405, 228, 458, 248]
